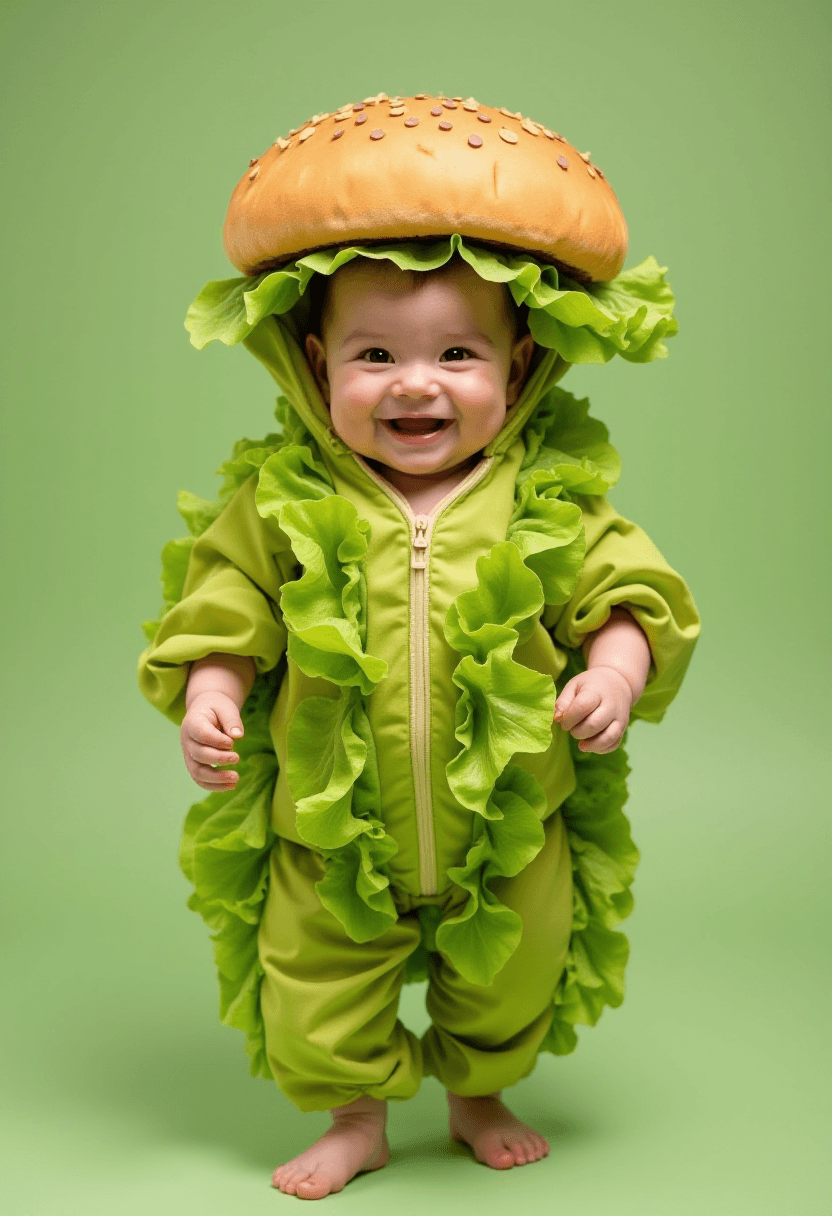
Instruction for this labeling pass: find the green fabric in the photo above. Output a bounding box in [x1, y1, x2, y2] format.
[139, 436, 284, 646]
[257, 811, 573, 1111]
[255, 429, 400, 941]
[544, 495, 702, 724]
[258, 836, 427, 1110]
[138, 242, 698, 1083]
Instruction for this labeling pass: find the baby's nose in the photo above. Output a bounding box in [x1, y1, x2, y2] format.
[391, 364, 441, 398]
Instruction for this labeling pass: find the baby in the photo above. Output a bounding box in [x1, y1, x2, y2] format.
[180, 258, 652, 1198]
[140, 93, 699, 1203]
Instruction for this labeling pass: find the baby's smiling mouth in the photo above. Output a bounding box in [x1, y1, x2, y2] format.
[383, 417, 452, 436]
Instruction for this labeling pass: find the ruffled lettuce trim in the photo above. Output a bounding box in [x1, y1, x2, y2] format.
[542, 654, 639, 1055]
[142, 407, 297, 1079]
[254, 432, 400, 944]
[179, 676, 281, 1079]
[144, 397, 399, 1078]
[185, 234, 677, 366]
[435, 389, 636, 1050]
[519, 384, 622, 493]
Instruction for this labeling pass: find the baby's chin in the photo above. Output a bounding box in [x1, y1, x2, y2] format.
[368, 430, 481, 478]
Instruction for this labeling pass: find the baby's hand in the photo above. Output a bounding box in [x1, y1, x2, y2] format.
[180, 691, 244, 791]
[553, 667, 634, 754]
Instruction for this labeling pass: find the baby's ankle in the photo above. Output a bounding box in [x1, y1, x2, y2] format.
[448, 1091, 502, 1101]
[331, 1096, 387, 1123]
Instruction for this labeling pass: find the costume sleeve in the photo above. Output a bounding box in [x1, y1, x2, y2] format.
[543, 495, 700, 723]
[138, 475, 295, 724]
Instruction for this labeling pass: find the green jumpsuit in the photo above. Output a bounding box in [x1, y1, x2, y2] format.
[138, 238, 700, 1112]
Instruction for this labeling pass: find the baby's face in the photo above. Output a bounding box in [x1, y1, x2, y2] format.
[304, 259, 534, 479]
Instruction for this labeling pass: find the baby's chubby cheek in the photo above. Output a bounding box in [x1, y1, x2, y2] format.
[328, 410, 375, 457]
[451, 389, 511, 458]
[326, 376, 381, 457]
[462, 393, 508, 438]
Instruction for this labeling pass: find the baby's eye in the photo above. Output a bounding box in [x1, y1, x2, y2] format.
[439, 347, 474, 362]
[360, 348, 394, 364]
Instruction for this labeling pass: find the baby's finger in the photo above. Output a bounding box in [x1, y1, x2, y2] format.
[553, 680, 578, 723]
[187, 715, 235, 750]
[557, 685, 602, 732]
[188, 743, 240, 768]
[215, 702, 244, 741]
[186, 760, 241, 790]
[577, 720, 626, 754]
[569, 703, 614, 741]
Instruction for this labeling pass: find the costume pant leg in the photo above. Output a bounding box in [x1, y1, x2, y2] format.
[421, 809, 573, 1095]
[258, 837, 424, 1112]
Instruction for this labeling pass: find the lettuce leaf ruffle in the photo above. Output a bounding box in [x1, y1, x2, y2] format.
[437, 390, 637, 1051]
[254, 436, 399, 943]
[141, 415, 292, 1079]
[185, 234, 676, 366]
[542, 654, 638, 1054]
[179, 666, 282, 1079]
[437, 427, 587, 986]
[144, 399, 399, 1076]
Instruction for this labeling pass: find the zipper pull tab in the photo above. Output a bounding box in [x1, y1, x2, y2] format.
[411, 515, 429, 569]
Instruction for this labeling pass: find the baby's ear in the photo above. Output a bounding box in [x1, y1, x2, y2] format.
[304, 333, 331, 404]
[506, 333, 536, 407]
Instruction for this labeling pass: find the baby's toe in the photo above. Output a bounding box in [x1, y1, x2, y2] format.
[479, 1135, 514, 1169]
[296, 1170, 335, 1199]
[278, 1167, 307, 1195]
[523, 1133, 549, 1162]
[499, 1133, 529, 1165]
[271, 1166, 289, 1189]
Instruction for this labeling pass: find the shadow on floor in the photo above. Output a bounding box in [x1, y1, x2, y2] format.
[51, 1017, 596, 1176]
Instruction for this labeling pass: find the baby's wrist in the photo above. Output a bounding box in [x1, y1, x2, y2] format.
[185, 687, 233, 707]
[186, 653, 255, 711]
[582, 608, 651, 705]
[586, 663, 639, 704]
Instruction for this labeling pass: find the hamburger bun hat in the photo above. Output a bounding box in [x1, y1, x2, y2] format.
[187, 92, 677, 367]
[224, 93, 626, 284]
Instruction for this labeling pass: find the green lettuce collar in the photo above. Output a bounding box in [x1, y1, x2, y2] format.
[185, 233, 677, 365]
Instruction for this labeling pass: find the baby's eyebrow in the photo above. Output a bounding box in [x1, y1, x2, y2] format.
[443, 331, 495, 347]
[339, 329, 495, 347]
[340, 330, 388, 344]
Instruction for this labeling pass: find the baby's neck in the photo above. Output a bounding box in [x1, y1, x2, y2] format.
[369, 455, 482, 517]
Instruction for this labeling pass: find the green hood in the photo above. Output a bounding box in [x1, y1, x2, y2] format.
[240, 314, 569, 462]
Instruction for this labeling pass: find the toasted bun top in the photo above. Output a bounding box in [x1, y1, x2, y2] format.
[223, 93, 628, 283]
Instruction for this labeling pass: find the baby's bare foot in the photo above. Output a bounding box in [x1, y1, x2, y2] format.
[447, 1091, 550, 1170]
[272, 1096, 389, 1199]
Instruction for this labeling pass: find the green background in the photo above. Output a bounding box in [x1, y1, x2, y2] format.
[1, 1, 830, 1212]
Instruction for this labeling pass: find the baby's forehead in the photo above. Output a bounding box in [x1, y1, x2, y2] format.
[327, 256, 470, 292]
[321, 257, 515, 328]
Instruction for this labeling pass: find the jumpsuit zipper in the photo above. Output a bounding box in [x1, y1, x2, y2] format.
[354, 455, 492, 895]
